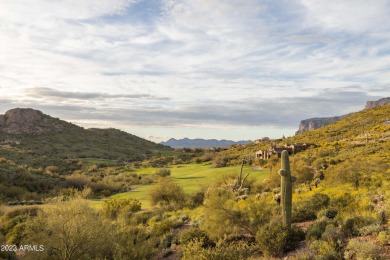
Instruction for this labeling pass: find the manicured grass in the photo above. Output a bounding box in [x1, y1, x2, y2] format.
[81, 158, 118, 166]
[106, 163, 269, 208]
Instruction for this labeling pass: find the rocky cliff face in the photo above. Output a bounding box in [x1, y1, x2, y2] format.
[0, 108, 69, 134]
[296, 116, 345, 134]
[365, 97, 390, 110]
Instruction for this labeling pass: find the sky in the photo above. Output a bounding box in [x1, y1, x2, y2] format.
[1, 0, 390, 143]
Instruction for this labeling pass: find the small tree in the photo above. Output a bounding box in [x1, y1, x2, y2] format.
[22, 199, 113, 260]
[149, 177, 186, 209]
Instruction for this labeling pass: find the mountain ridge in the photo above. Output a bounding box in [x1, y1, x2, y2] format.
[161, 138, 251, 148]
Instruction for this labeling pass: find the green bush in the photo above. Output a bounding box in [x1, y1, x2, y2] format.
[309, 240, 340, 259]
[306, 218, 329, 240]
[341, 217, 358, 237]
[358, 223, 382, 236]
[344, 238, 381, 260]
[103, 198, 141, 219]
[317, 208, 338, 219]
[310, 193, 330, 211]
[341, 215, 377, 237]
[188, 191, 205, 208]
[377, 231, 390, 245]
[321, 225, 344, 249]
[292, 193, 330, 222]
[150, 177, 186, 209]
[178, 227, 211, 246]
[292, 205, 317, 222]
[181, 239, 253, 260]
[256, 222, 305, 257]
[155, 168, 171, 177]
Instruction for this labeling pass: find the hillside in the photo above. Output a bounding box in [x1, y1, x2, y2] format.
[296, 96, 390, 133]
[0, 108, 172, 164]
[1, 105, 390, 259]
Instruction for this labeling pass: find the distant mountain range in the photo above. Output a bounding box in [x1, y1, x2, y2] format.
[160, 138, 251, 148]
[296, 97, 390, 134]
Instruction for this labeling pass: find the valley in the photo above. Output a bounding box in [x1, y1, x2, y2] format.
[0, 103, 389, 259]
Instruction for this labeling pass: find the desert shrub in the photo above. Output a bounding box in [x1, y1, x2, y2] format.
[358, 223, 382, 236]
[178, 227, 211, 246]
[155, 168, 171, 177]
[341, 217, 358, 237]
[114, 226, 155, 260]
[103, 198, 141, 219]
[321, 225, 344, 249]
[181, 239, 254, 260]
[22, 199, 114, 260]
[201, 188, 273, 240]
[310, 193, 330, 210]
[293, 193, 330, 222]
[63, 173, 90, 189]
[256, 222, 305, 257]
[160, 233, 174, 248]
[131, 210, 155, 225]
[162, 248, 174, 258]
[151, 218, 173, 235]
[330, 192, 354, 208]
[377, 231, 390, 245]
[309, 240, 340, 259]
[212, 156, 229, 168]
[188, 191, 205, 208]
[344, 238, 381, 260]
[306, 218, 329, 240]
[341, 215, 377, 237]
[292, 205, 317, 222]
[149, 177, 186, 210]
[317, 208, 338, 219]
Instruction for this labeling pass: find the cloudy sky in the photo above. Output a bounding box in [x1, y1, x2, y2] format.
[1, 0, 390, 142]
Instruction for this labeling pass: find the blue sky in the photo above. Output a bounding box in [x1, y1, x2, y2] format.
[0, 0, 389, 142]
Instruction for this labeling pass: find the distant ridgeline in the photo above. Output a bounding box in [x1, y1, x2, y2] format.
[161, 138, 251, 148]
[296, 97, 390, 134]
[0, 108, 171, 165]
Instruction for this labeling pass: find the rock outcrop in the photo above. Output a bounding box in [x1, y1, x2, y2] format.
[0, 108, 69, 134]
[365, 97, 390, 110]
[296, 116, 345, 134]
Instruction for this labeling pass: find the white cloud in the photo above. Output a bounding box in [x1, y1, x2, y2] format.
[0, 0, 390, 140]
[299, 0, 390, 33]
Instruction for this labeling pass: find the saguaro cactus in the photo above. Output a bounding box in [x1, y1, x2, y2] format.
[278, 150, 297, 227]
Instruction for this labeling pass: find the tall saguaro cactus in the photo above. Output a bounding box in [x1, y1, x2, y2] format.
[278, 150, 297, 227]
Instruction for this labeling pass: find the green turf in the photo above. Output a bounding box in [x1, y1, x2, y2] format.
[81, 158, 118, 166]
[107, 163, 269, 208]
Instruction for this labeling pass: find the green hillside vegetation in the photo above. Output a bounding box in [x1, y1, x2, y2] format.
[0, 104, 389, 259]
[0, 127, 171, 162]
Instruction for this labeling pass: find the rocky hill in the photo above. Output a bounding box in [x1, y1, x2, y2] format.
[365, 97, 390, 109]
[0, 108, 171, 164]
[0, 108, 71, 134]
[296, 97, 389, 134]
[161, 138, 251, 148]
[296, 115, 348, 134]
